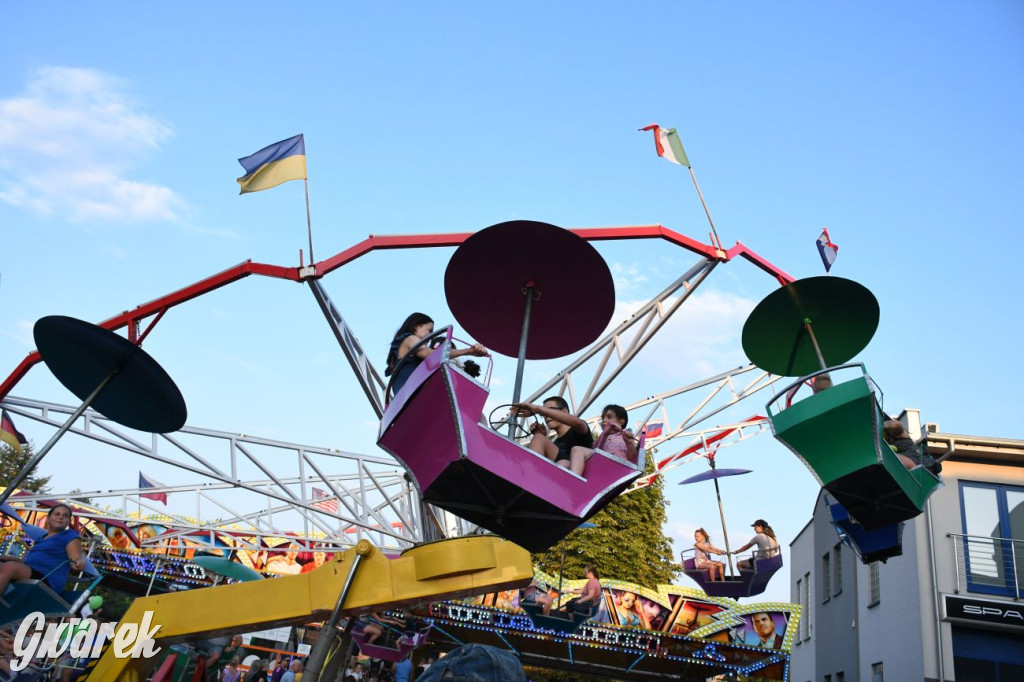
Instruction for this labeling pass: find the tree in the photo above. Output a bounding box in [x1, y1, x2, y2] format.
[0, 441, 51, 494]
[532, 455, 679, 588]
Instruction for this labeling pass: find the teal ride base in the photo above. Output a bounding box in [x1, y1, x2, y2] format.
[520, 601, 593, 634]
[1, 578, 95, 628]
[767, 365, 941, 530]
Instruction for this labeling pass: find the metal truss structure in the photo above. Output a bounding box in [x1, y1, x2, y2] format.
[0, 226, 794, 549]
[0, 396, 422, 551]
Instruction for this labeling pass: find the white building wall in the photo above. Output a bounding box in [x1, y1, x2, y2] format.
[856, 516, 926, 682]
[790, 517, 815, 682]
[789, 427, 1024, 682]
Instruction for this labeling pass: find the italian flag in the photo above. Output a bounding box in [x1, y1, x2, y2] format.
[639, 124, 691, 168]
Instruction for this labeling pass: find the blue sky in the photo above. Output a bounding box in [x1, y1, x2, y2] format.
[2, 2, 1022, 604]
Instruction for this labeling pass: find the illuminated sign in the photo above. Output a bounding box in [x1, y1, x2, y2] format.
[945, 595, 1024, 631]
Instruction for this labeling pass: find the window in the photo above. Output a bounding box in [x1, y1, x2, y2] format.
[822, 552, 831, 602]
[802, 571, 811, 639]
[868, 562, 880, 606]
[835, 673, 844, 682]
[871, 662, 883, 682]
[824, 675, 831, 682]
[959, 481, 1024, 596]
[795, 577, 802, 641]
[833, 544, 843, 595]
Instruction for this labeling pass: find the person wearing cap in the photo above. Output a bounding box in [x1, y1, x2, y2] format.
[416, 644, 526, 681]
[733, 520, 779, 569]
[521, 580, 553, 616]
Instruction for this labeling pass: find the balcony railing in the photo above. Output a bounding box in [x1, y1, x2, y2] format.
[948, 532, 1023, 599]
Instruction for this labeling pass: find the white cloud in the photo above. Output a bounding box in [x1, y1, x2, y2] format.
[610, 262, 651, 294]
[0, 67, 183, 223]
[607, 289, 757, 381]
[100, 244, 128, 260]
[2, 320, 34, 347]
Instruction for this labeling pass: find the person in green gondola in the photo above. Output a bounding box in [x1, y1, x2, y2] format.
[884, 418, 942, 475]
[811, 373, 832, 393]
[884, 418, 921, 470]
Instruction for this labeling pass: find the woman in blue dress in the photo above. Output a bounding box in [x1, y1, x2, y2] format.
[0, 503, 84, 597]
[385, 313, 486, 396]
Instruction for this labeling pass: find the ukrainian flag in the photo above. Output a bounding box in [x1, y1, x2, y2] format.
[236, 134, 307, 194]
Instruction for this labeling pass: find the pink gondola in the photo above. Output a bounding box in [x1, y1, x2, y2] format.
[378, 328, 642, 553]
[351, 619, 431, 662]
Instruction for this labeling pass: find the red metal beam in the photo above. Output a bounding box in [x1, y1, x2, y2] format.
[0, 260, 300, 400]
[725, 242, 795, 285]
[1, 227, 792, 400]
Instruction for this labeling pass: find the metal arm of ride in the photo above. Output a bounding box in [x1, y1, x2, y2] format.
[523, 257, 719, 415]
[307, 278, 388, 419]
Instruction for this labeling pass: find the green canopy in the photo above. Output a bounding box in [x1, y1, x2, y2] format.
[742, 276, 879, 377]
[192, 556, 264, 582]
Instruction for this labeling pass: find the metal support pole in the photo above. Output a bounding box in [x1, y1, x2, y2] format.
[713, 474, 736, 575]
[0, 371, 116, 506]
[304, 540, 373, 680]
[510, 283, 536, 437]
[145, 557, 164, 597]
[802, 319, 829, 372]
[557, 543, 567, 607]
[1011, 539, 1020, 599]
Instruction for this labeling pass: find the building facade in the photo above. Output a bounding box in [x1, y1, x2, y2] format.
[789, 412, 1024, 682]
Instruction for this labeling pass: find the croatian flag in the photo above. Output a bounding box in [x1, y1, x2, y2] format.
[817, 228, 838, 273]
[139, 472, 168, 505]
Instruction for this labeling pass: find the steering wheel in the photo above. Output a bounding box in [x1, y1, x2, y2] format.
[488, 404, 542, 440]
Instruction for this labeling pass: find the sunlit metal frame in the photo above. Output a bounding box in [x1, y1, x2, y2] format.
[0, 226, 794, 546]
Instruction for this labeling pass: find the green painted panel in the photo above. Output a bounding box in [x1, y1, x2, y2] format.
[770, 377, 878, 485]
[769, 375, 941, 513]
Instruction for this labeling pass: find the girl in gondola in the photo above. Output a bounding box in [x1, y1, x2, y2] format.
[693, 528, 727, 582]
[385, 313, 487, 396]
[567, 404, 638, 475]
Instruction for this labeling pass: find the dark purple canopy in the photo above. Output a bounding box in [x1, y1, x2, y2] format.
[444, 221, 615, 359]
[678, 468, 752, 485]
[34, 315, 187, 433]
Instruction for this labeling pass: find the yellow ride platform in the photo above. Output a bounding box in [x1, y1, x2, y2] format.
[81, 536, 531, 681]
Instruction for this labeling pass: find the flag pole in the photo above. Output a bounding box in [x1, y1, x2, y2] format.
[687, 166, 724, 253]
[304, 179, 315, 267]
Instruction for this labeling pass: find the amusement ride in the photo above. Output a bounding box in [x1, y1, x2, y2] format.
[0, 204, 940, 679]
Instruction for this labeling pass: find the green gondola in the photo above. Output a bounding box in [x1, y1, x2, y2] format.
[743, 276, 941, 530]
[767, 365, 941, 529]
